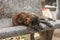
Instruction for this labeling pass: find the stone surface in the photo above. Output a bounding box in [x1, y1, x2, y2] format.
[0, 0, 42, 18]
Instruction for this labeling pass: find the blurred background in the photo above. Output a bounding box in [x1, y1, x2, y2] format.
[0, 0, 60, 40]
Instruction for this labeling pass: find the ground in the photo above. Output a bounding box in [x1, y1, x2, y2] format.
[53, 29, 60, 40]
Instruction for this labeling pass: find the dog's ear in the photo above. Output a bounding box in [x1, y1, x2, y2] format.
[12, 13, 20, 26]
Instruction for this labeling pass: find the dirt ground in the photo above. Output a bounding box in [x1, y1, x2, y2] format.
[52, 29, 60, 40]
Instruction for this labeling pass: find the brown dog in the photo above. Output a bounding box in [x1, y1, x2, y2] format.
[12, 12, 42, 31]
[12, 11, 53, 31]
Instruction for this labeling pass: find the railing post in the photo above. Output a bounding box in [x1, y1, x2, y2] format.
[30, 33, 35, 40]
[39, 30, 54, 40]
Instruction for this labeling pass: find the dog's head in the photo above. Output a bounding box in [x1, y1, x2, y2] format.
[17, 12, 39, 26]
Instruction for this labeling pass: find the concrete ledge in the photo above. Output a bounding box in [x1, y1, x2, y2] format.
[0, 19, 59, 39]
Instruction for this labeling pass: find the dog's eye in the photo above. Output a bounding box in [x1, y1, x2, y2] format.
[25, 18, 28, 21]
